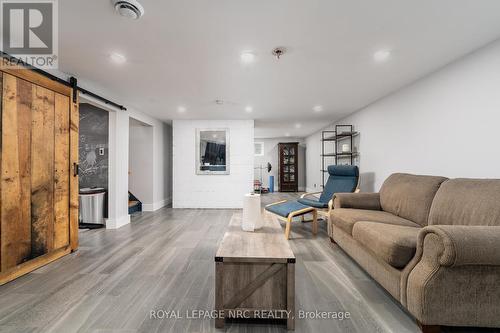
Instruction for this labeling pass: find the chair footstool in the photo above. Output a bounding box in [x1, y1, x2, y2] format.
[265, 200, 318, 239]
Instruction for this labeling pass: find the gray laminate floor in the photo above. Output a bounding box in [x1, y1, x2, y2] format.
[0, 193, 496, 333]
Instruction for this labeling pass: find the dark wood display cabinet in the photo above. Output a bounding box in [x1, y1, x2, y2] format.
[278, 142, 299, 192]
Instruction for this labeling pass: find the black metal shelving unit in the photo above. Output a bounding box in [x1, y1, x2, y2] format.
[321, 125, 359, 187]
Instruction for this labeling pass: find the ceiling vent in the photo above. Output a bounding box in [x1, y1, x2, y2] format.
[112, 0, 145, 20]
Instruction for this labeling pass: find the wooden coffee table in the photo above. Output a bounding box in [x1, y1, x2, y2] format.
[215, 213, 296, 330]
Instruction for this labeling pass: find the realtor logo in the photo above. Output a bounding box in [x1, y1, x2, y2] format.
[1, 0, 58, 68]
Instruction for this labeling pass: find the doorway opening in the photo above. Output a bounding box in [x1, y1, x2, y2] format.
[78, 103, 109, 228]
[128, 117, 154, 214]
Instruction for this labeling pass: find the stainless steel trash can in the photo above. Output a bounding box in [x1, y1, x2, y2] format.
[79, 188, 106, 225]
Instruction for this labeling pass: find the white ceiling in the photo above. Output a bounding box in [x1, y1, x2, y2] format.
[59, 0, 500, 138]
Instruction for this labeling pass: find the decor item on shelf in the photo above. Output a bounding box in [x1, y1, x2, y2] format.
[242, 193, 262, 231]
[196, 129, 230, 175]
[279, 142, 299, 192]
[321, 125, 359, 188]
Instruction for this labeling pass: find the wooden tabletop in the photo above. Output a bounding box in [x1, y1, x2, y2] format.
[215, 212, 295, 262]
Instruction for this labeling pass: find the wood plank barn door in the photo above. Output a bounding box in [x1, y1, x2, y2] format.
[0, 70, 78, 282]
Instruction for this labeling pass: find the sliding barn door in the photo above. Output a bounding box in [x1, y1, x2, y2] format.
[0, 70, 78, 280]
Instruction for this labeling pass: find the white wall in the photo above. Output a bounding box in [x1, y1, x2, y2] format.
[254, 138, 306, 191]
[128, 110, 173, 211]
[129, 121, 154, 207]
[160, 123, 173, 209]
[306, 39, 500, 192]
[173, 120, 254, 208]
[107, 110, 130, 229]
[305, 132, 328, 193]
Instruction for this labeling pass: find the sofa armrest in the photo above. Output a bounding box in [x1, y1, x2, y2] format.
[418, 225, 500, 267]
[401, 225, 500, 326]
[333, 193, 381, 210]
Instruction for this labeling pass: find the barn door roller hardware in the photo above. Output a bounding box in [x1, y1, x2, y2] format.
[1, 51, 127, 111]
[70, 77, 78, 103]
[72, 77, 127, 111]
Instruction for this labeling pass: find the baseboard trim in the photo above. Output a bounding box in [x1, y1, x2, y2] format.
[142, 197, 172, 212]
[173, 203, 242, 209]
[106, 214, 131, 229]
[153, 198, 168, 210]
[142, 203, 154, 212]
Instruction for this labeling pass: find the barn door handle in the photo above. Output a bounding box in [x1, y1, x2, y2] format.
[73, 163, 79, 177]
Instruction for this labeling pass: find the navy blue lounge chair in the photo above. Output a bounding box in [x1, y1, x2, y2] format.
[265, 165, 359, 239]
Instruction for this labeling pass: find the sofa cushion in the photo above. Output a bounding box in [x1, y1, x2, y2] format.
[428, 179, 500, 226]
[352, 222, 420, 268]
[331, 224, 402, 300]
[331, 208, 421, 235]
[380, 173, 448, 227]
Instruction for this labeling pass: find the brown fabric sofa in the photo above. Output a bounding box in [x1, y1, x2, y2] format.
[329, 173, 500, 332]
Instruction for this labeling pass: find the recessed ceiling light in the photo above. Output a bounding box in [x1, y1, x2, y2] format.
[373, 49, 392, 63]
[109, 52, 127, 64]
[295, 123, 302, 129]
[285, 132, 291, 137]
[245, 106, 253, 113]
[240, 51, 256, 64]
[177, 106, 186, 113]
[313, 105, 323, 112]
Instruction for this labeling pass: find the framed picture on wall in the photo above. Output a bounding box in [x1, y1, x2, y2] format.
[196, 128, 230, 175]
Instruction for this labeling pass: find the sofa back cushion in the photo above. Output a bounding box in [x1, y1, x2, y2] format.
[380, 173, 448, 226]
[428, 179, 500, 226]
